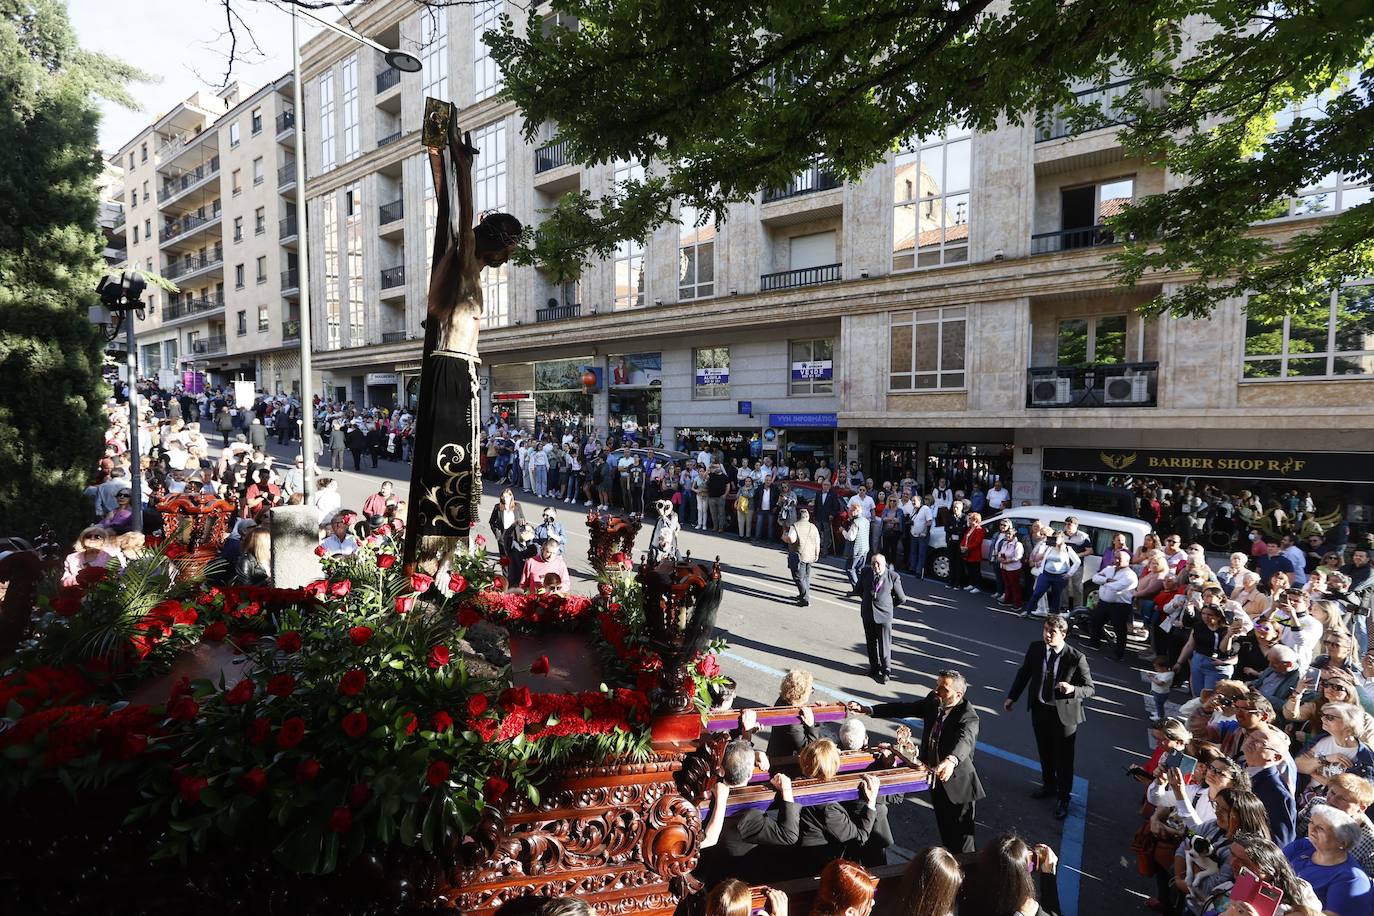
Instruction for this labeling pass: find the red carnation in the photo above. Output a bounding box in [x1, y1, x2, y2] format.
[167, 695, 199, 722]
[277, 716, 306, 748]
[457, 607, 481, 628]
[530, 655, 550, 676]
[500, 686, 533, 710]
[467, 694, 489, 717]
[338, 669, 367, 697]
[347, 625, 373, 646]
[411, 573, 433, 593]
[395, 595, 415, 614]
[314, 545, 327, 557]
[235, 631, 260, 650]
[375, 525, 392, 537]
[247, 717, 272, 745]
[202, 621, 228, 642]
[328, 806, 352, 832]
[276, 631, 302, 653]
[341, 711, 368, 738]
[295, 758, 321, 783]
[170, 606, 199, 627]
[348, 782, 371, 808]
[266, 674, 297, 698]
[450, 574, 467, 593]
[425, 760, 452, 787]
[432, 710, 454, 733]
[178, 775, 209, 804]
[376, 553, 397, 569]
[610, 552, 626, 564]
[696, 654, 721, 678]
[224, 679, 254, 706]
[427, 645, 451, 669]
[238, 766, 268, 795]
[329, 579, 352, 598]
[400, 711, 418, 736]
[483, 776, 509, 803]
[122, 731, 149, 757]
[492, 575, 507, 591]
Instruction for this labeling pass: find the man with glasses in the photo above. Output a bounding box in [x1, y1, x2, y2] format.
[1004, 614, 1095, 820]
[1275, 588, 1324, 670]
[1161, 535, 1188, 575]
[848, 669, 984, 852]
[1241, 727, 1297, 846]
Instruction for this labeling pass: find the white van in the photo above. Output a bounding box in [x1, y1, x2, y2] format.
[975, 505, 1154, 584]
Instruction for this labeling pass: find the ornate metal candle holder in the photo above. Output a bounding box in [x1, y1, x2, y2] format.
[637, 554, 723, 715]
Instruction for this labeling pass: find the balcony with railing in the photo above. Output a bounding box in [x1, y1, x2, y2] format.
[159, 209, 222, 246]
[380, 265, 405, 289]
[278, 161, 297, 188]
[763, 160, 841, 203]
[276, 109, 295, 135]
[281, 268, 299, 292]
[164, 248, 224, 281]
[282, 319, 300, 341]
[759, 263, 842, 292]
[159, 156, 221, 205]
[377, 129, 402, 148]
[376, 66, 400, 94]
[534, 139, 570, 174]
[381, 330, 408, 344]
[379, 199, 404, 224]
[536, 303, 582, 322]
[1025, 361, 1159, 409]
[162, 294, 226, 323]
[192, 335, 228, 357]
[1030, 224, 1125, 255]
[1036, 80, 1135, 143]
[280, 216, 298, 240]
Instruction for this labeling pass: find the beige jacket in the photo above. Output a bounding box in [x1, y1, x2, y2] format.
[790, 520, 821, 564]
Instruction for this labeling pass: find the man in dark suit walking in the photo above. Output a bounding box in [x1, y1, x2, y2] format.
[1003, 614, 1094, 820]
[849, 669, 984, 852]
[812, 478, 844, 556]
[858, 553, 907, 684]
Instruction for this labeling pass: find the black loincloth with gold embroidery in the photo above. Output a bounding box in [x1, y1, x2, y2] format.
[411, 347, 481, 537]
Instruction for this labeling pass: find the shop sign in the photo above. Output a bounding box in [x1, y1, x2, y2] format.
[763, 427, 778, 451]
[695, 367, 729, 386]
[365, 373, 399, 386]
[493, 391, 531, 402]
[738, 400, 752, 415]
[679, 428, 748, 447]
[790, 359, 833, 381]
[609, 352, 662, 387]
[768, 412, 838, 428]
[1042, 446, 1374, 484]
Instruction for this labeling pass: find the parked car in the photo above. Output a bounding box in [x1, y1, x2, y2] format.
[974, 505, 1154, 585]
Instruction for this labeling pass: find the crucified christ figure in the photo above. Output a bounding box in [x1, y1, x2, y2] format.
[404, 99, 522, 573]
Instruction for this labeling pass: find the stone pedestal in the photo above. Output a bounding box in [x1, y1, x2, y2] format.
[270, 505, 323, 587]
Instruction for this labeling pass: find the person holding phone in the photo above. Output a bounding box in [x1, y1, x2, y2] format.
[957, 833, 1062, 916]
[1175, 593, 1244, 697]
[1223, 831, 1325, 914]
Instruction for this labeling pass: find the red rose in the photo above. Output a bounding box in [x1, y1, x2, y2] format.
[224, 679, 254, 706]
[411, 573, 433, 593]
[376, 553, 397, 569]
[348, 782, 371, 808]
[400, 711, 418, 736]
[610, 552, 626, 564]
[295, 758, 321, 783]
[492, 576, 507, 591]
[247, 717, 272, 745]
[76, 566, 109, 586]
[314, 545, 327, 557]
[427, 646, 451, 669]
[395, 595, 415, 614]
[328, 580, 352, 598]
[122, 731, 149, 758]
[238, 766, 268, 795]
[266, 674, 297, 698]
[171, 606, 199, 627]
[530, 655, 550, 676]
[500, 686, 532, 710]
[178, 775, 209, 804]
[432, 711, 454, 733]
[474, 534, 487, 548]
[234, 632, 260, 650]
[597, 583, 613, 598]
[347, 626, 373, 646]
[338, 669, 367, 697]
[457, 607, 481, 628]
[328, 805, 352, 832]
[202, 621, 229, 642]
[276, 631, 303, 653]
[425, 761, 452, 787]
[167, 695, 199, 722]
[483, 776, 509, 803]
[450, 574, 467, 593]
[467, 694, 489, 717]
[696, 654, 721, 678]
[277, 716, 306, 748]
[341, 711, 368, 738]
[50, 590, 83, 618]
[375, 525, 392, 537]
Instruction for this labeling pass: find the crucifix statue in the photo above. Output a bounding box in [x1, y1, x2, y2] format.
[403, 98, 523, 573]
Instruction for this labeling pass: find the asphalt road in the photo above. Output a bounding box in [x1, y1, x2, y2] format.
[262, 442, 1160, 916]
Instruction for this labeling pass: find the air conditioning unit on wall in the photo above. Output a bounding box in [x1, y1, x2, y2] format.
[1103, 373, 1150, 405]
[1030, 376, 1072, 406]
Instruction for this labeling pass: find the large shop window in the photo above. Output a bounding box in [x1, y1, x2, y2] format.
[693, 347, 730, 400]
[1244, 284, 1374, 380]
[789, 338, 835, 395]
[892, 125, 971, 270]
[888, 306, 966, 390]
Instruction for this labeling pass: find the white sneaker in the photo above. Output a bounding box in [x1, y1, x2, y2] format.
[584, 500, 593, 507]
[1030, 608, 1049, 619]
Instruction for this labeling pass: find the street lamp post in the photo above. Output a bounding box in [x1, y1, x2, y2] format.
[94, 271, 150, 533]
[287, 5, 420, 502]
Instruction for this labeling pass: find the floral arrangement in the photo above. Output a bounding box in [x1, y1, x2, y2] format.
[0, 529, 658, 874]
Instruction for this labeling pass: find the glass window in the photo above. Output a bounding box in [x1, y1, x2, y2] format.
[256, 256, 267, 282]
[614, 160, 646, 310]
[1263, 82, 1372, 220]
[257, 306, 269, 331]
[254, 207, 265, 234]
[473, 119, 509, 329]
[473, 0, 501, 102]
[237, 311, 247, 335]
[1244, 284, 1374, 379]
[1056, 315, 1127, 366]
[234, 264, 245, 288]
[345, 182, 363, 346]
[231, 169, 241, 195]
[893, 126, 971, 271]
[693, 347, 730, 400]
[789, 338, 835, 395]
[250, 108, 262, 134]
[233, 216, 243, 241]
[420, 8, 448, 103]
[341, 55, 359, 162]
[319, 71, 336, 172]
[253, 157, 264, 184]
[888, 306, 967, 390]
[324, 193, 340, 349]
[678, 204, 716, 300]
[229, 122, 240, 147]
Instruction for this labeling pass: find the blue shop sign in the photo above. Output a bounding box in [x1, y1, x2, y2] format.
[737, 400, 752, 415]
[768, 413, 837, 428]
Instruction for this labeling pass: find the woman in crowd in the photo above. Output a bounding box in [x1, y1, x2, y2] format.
[1152, 746, 1248, 829]
[1221, 831, 1326, 914]
[234, 526, 272, 587]
[704, 879, 751, 916]
[1311, 602, 1355, 658]
[113, 531, 150, 567]
[1175, 601, 1244, 697]
[811, 859, 879, 916]
[506, 523, 539, 592]
[1133, 533, 1163, 570]
[1285, 670, 1365, 744]
[312, 477, 342, 527]
[958, 833, 1062, 916]
[1230, 571, 1268, 619]
[489, 487, 526, 559]
[1217, 552, 1250, 597]
[888, 846, 962, 916]
[765, 669, 820, 761]
[796, 741, 882, 874]
[735, 477, 752, 539]
[1294, 702, 1374, 798]
[62, 526, 113, 586]
[960, 512, 985, 594]
[100, 489, 135, 534]
[1173, 787, 1272, 914]
[649, 499, 681, 564]
[1283, 805, 1374, 916]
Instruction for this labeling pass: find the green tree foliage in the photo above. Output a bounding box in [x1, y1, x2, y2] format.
[488, 1, 1374, 319]
[0, 0, 144, 538]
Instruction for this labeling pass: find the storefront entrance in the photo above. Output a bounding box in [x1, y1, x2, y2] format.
[926, 442, 1014, 496]
[871, 443, 921, 488]
[610, 389, 661, 445]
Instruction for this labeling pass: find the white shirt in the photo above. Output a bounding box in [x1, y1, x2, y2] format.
[987, 486, 1009, 510]
[909, 504, 934, 537]
[1280, 611, 1324, 669]
[761, 486, 772, 511]
[696, 451, 712, 469]
[313, 488, 342, 524]
[931, 488, 953, 511]
[322, 533, 358, 556]
[848, 494, 875, 520]
[1092, 565, 1139, 604]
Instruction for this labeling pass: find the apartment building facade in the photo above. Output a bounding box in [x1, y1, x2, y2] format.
[301, 1, 1374, 527]
[115, 77, 302, 394]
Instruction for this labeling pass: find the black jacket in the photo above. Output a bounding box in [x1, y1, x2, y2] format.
[871, 695, 985, 804]
[1006, 641, 1095, 736]
[488, 502, 526, 554]
[697, 801, 801, 887]
[345, 427, 367, 451]
[764, 694, 820, 762]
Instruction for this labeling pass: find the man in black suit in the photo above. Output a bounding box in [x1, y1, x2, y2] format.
[751, 474, 781, 543]
[849, 669, 985, 852]
[812, 478, 844, 556]
[1003, 614, 1094, 820]
[697, 738, 800, 886]
[858, 553, 907, 684]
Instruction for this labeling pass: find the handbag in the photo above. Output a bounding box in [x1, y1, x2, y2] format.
[735, 494, 749, 512]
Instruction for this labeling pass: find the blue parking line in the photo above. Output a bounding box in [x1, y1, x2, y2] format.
[721, 649, 1087, 916]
